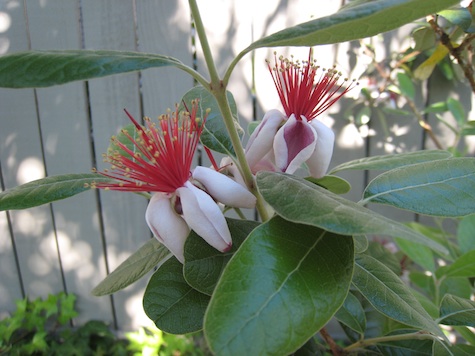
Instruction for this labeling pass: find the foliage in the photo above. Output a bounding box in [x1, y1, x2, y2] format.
[126, 327, 209, 356]
[0, 293, 206, 356]
[1, 0, 475, 355]
[0, 292, 128, 355]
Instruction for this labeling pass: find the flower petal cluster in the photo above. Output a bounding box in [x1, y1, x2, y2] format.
[246, 51, 356, 178]
[94, 102, 256, 262]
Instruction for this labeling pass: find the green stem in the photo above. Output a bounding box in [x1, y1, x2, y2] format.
[223, 49, 249, 86]
[344, 331, 440, 352]
[188, 0, 270, 221]
[175, 62, 210, 88]
[188, 0, 220, 87]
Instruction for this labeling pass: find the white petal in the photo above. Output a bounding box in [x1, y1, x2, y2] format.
[177, 182, 232, 252]
[307, 120, 335, 178]
[192, 166, 256, 208]
[219, 156, 247, 188]
[274, 115, 317, 174]
[245, 109, 285, 171]
[145, 193, 189, 263]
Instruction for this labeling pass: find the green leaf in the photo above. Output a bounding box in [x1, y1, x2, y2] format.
[395, 236, 435, 272]
[354, 235, 369, 254]
[453, 327, 475, 346]
[335, 292, 366, 335]
[204, 216, 354, 355]
[0, 173, 114, 211]
[376, 329, 435, 355]
[457, 214, 475, 254]
[329, 150, 452, 174]
[305, 175, 351, 194]
[108, 123, 139, 158]
[92, 238, 171, 296]
[245, 0, 459, 50]
[412, 27, 436, 52]
[365, 242, 401, 276]
[447, 98, 466, 127]
[397, 72, 415, 100]
[461, 121, 475, 136]
[422, 101, 448, 114]
[363, 158, 475, 217]
[247, 121, 260, 136]
[439, 8, 473, 31]
[355, 105, 372, 126]
[436, 250, 475, 279]
[448, 344, 475, 355]
[0, 50, 187, 88]
[440, 277, 473, 300]
[411, 289, 439, 319]
[353, 254, 443, 337]
[143, 258, 210, 334]
[179, 86, 241, 157]
[256, 172, 448, 254]
[183, 218, 259, 295]
[438, 294, 475, 327]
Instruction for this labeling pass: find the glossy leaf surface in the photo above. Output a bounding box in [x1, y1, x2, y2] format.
[363, 158, 475, 217]
[439, 294, 475, 327]
[257, 172, 447, 254]
[335, 292, 366, 335]
[353, 254, 443, 337]
[143, 258, 210, 334]
[205, 216, 354, 355]
[183, 218, 259, 295]
[246, 0, 459, 50]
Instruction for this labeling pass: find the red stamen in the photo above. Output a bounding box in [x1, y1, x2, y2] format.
[95, 101, 206, 193]
[267, 49, 357, 121]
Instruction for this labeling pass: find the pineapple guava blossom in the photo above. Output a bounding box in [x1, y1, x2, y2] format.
[92, 102, 256, 263]
[246, 51, 356, 178]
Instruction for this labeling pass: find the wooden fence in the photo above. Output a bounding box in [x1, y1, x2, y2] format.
[0, 0, 473, 331]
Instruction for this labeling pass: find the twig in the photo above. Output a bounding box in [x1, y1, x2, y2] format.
[428, 16, 475, 93]
[320, 327, 345, 356]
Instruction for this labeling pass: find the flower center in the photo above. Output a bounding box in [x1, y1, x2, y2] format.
[94, 100, 206, 193]
[267, 50, 357, 121]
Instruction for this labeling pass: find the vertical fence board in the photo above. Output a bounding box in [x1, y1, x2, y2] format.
[81, 0, 149, 330]
[0, 0, 63, 306]
[0, 0, 24, 307]
[25, 0, 113, 324]
[136, 0, 193, 116]
[0, 211, 22, 317]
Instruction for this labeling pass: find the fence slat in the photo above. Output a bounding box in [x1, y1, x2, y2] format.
[0, 0, 63, 303]
[25, 0, 114, 325]
[80, 0, 150, 330]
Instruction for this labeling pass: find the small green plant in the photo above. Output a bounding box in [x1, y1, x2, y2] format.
[0, 292, 206, 355]
[0, 292, 128, 355]
[126, 326, 207, 356]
